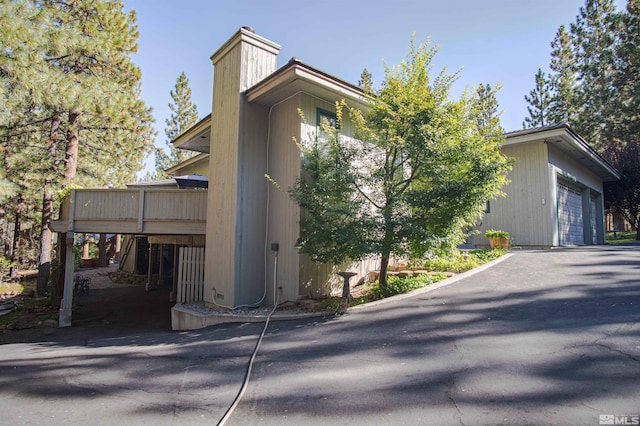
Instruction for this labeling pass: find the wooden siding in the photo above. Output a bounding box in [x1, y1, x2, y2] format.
[234, 100, 270, 305]
[266, 94, 303, 304]
[53, 189, 207, 235]
[205, 30, 279, 308]
[547, 144, 604, 193]
[169, 155, 210, 177]
[205, 41, 241, 307]
[471, 141, 554, 247]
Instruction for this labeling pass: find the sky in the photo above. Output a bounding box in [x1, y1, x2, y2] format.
[124, 0, 628, 175]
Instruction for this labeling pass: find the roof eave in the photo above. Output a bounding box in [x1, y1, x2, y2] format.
[504, 125, 621, 182]
[245, 60, 370, 109]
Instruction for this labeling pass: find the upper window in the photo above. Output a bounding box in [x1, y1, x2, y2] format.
[316, 108, 337, 144]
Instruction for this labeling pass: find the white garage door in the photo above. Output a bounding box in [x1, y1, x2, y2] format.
[558, 182, 584, 245]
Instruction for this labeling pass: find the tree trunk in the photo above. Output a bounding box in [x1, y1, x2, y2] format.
[64, 110, 80, 186]
[82, 233, 90, 259]
[37, 115, 61, 296]
[9, 206, 20, 279]
[379, 255, 390, 289]
[98, 233, 107, 267]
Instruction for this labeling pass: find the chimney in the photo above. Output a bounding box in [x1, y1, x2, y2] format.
[205, 28, 281, 308]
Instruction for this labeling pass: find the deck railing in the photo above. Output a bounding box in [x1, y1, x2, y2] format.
[52, 188, 207, 235]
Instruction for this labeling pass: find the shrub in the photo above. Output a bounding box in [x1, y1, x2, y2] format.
[484, 229, 509, 239]
[371, 273, 447, 298]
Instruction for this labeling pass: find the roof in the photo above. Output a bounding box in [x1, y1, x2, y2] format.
[504, 123, 620, 182]
[171, 59, 369, 153]
[127, 174, 208, 189]
[245, 58, 369, 109]
[171, 113, 212, 152]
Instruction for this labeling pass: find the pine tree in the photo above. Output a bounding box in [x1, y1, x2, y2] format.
[0, 0, 154, 296]
[152, 71, 198, 179]
[523, 69, 553, 128]
[611, 0, 640, 140]
[358, 68, 373, 93]
[569, 0, 619, 148]
[548, 25, 578, 125]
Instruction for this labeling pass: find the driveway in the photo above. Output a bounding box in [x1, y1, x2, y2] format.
[0, 246, 638, 425]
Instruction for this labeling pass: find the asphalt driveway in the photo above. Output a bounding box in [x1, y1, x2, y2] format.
[0, 246, 638, 425]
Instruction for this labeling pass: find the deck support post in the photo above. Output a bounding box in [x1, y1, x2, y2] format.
[59, 231, 75, 327]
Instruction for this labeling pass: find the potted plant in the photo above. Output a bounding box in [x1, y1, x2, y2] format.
[485, 229, 510, 249]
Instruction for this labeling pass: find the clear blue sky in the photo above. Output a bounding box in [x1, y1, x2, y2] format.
[124, 0, 627, 175]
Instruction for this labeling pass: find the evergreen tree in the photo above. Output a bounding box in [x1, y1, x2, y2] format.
[152, 71, 198, 179]
[548, 25, 578, 125]
[358, 68, 373, 93]
[523, 69, 553, 128]
[0, 0, 154, 295]
[569, 0, 619, 147]
[611, 0, 640, 140]
[525, 0, 639, 238]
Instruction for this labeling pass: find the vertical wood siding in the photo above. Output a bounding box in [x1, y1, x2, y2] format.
[177, 247, 205, 303]
[265, 94, 303, 304]
[205, 44, 241, 306]
[471, 141, 553, 247]
[235, 101, 269, 305]
[547, 144, 603, 193]
[205, 33, 278, 308]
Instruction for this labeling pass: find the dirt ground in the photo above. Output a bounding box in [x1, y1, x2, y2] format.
[0, 266, 173, 344]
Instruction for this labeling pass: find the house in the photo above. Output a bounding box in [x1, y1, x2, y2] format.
[470, 124, 620, 247]
[53, 27, 374, 329]
[52, 28, 619, 330]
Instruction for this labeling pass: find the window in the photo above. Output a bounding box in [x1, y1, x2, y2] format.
[316, 108, 337, 144]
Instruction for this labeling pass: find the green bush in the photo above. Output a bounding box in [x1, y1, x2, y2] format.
[371, 273, 447, 298]
[484, 229, 509, 239]
[408, 248, 506, 273]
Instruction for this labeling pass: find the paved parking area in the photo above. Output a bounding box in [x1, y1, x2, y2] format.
[0, 246, 638, 425]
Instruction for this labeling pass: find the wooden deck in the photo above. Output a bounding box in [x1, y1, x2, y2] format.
[52, 189, 207, 235]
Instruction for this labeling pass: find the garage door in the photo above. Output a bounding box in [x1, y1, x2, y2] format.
[557, 182, 584, 245]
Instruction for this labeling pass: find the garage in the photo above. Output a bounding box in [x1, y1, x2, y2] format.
[557, 182, 585, 245]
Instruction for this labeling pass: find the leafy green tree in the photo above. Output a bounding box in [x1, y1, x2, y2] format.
[290, 39, 511, 290]
[523, 69, 553, 128]
[152, 71, 198, 179]
[289, 102, 370, 268]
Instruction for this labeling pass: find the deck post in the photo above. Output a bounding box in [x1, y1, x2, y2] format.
[59, 231, 75, 327]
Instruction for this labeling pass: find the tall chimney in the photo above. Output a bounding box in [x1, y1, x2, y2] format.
[205, 28, 281, 308]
